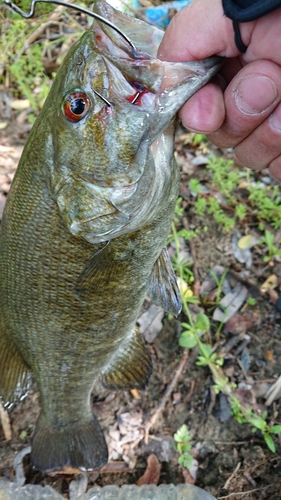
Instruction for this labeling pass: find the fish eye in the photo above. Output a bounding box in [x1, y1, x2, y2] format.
[63, 92, 90, 122]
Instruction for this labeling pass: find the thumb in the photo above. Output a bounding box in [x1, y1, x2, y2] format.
[157, 0, 241, 62]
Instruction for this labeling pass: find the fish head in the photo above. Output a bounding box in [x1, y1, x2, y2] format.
[42, 0, 222, 243]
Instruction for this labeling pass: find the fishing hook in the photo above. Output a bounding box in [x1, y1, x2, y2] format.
[93, 90, 112, 107]
[3, 0, 137, 54]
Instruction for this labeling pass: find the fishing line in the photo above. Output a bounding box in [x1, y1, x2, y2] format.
[3, 0, 137, 54]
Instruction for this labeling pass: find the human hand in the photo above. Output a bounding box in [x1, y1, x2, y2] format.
[157, 0, 281, 180]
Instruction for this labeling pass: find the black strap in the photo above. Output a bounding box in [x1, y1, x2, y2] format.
[232, 20, 248, 52]
[223, 0, 281, 23]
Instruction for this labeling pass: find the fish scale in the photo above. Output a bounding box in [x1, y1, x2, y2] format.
[0, 0, 221, 472]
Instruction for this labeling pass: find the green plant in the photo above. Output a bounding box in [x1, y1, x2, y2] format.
[235, 203, 247, 221]
[248, 185, 281, 229]
[207, 197, 236, 232]
[192, 133, 207, 146]
[168, 208, 281, 454]
[174, 425, 194, 469]
[260, 230, 281, 262]
[247, 297, 257, 306]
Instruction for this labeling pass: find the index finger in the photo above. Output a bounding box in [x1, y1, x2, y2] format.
[157, 0, 240, 62]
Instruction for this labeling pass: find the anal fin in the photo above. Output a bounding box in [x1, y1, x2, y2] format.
[0, 335, 31, 409]
[147, 246, 182, 316]
[101, 328, 152, 390]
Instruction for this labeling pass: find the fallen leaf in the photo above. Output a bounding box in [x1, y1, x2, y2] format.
[137, 454, 161, 486]
[265, 350, 274, 362]
[213, 283, 248, 323]
[137, 304, 164, 344]
[11, 99, 30, 110]
[232, 232, 252, 267]
[224, 312, 260, 334]
[238, 234, 260, 250]
[0, 402, 12, 441]
[0, 122, 8, 130]
[260, 274, 278, 293]
[268, 288, 279, 305]
[130, 389, 141, 399]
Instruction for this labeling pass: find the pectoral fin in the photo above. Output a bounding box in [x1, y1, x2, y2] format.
[101, 327, 152, 390]
[76, 241, 117, 298]
[0, 335, 31, 409]
[147, 247, 182, 317]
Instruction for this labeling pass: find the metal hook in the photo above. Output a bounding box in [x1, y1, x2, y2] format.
[93, 90, 112, 107]
[3, 0, 137, 54]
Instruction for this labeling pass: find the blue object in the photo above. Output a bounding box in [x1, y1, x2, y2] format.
[144, 0, 193, 28]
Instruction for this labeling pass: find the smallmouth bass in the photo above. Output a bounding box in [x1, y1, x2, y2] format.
[0, 1, 221, 472]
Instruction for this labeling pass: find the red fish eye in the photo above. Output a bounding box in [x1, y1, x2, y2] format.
[64, 92, 90, 122]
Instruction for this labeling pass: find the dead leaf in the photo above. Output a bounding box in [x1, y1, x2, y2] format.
[130, 389, 141, 399]
[268, 288, 279, 305]
[11, 99, 30, 110]
[137, 454, 161, 486]
[137, 305, 164, 344]
[0, 402, 12, 441]
[232, 232, 252, 267]
[265, 350, 274, 362]
[260, 274, 278, 293]
[224, 312, 260, 334]
[238, 234, 260, 250]
[0, 122, 8, 130]
[213, 283, 248, 323]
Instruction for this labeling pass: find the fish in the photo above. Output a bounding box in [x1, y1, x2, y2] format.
[0, 0, 221, 473]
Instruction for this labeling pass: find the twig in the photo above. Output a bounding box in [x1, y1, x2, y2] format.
[144, 348, 189, 443]
[265, 374, 281, 406]
[0, 402, 12, 441]
[218, 485, 271, 499]
[15, 3, 74, 60]
[223, 462, 241, 491]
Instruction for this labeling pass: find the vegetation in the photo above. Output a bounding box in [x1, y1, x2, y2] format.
[170, 149, 281, 470]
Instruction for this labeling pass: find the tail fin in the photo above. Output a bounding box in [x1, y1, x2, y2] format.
[31, 413, 108, 473]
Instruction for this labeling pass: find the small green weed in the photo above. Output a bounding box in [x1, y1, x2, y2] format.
[260, 230, 281, 263]
[174, 425, 194, 469]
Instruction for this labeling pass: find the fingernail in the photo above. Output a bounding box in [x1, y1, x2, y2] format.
[234, 76, 278, 115]
[270, 102, 281, 132]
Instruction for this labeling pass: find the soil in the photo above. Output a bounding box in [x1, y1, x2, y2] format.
[1, 16, 281, 500]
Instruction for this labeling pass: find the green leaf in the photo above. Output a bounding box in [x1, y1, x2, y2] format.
[198, 342, 212, 358]
[263, 433, 276, 453]
[179, 334, 198, 349]
[248, 418, 266, 431]
[195, 313, 210, 332]
[269, 425, 281, 434]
